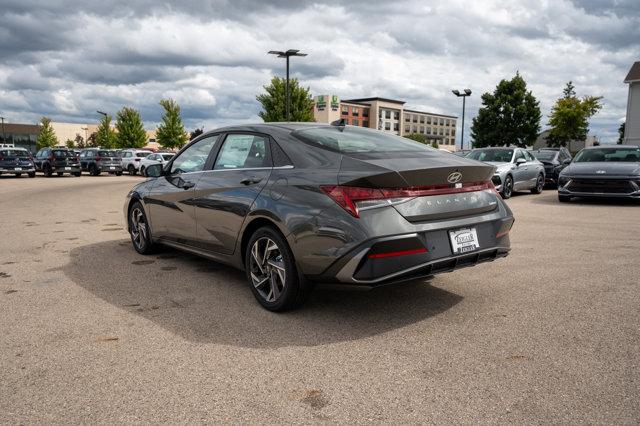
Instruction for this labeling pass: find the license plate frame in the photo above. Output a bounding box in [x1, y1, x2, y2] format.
[449, 227, 480, 255]
[15, 167, 22, 171]
[65, 167, 71, 171]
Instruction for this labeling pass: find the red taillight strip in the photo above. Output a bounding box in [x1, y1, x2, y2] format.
[368, 247, 428, 259]
[321, 181, 494, 218]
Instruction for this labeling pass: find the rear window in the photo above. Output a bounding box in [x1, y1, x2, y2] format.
[136, 152, 151, 158]
[292, 126, 430, 154]
[530, 150, 556, 161]
[574, 147, 640, 163]
[53, 149, 72, 157]
[1, 149, 29, 156]
[467, 149, 514, 162]
[98, 150, 114, 157]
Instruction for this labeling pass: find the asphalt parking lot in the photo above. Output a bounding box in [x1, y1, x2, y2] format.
[1, 175, 639, 424]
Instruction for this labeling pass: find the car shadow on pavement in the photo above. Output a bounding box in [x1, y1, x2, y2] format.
[63, 239, 463, 349]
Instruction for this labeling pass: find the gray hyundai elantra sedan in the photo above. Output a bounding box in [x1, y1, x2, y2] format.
[124, 123, 514, 311]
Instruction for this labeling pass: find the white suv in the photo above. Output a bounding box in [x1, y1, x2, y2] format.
[120, 149, 152, 175]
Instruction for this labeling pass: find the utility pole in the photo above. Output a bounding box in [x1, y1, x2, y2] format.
[268, 49, 307, 121]
[452, 89, 472, 150]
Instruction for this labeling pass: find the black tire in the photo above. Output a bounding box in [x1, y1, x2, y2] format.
[128, 165, 137, 176]
[244, 226, 313, 312]
[501, 175, 514, 199]
[128, 201, 157, 254]
[558, 195, 571, 203]
[140, 166, 146, 177]
[43, 164, 53, 177]
[28, 172, 36, 178]
[90, 164, 101, 176]
[57, 172, 64, 177]
[116, 171, 123, 176]
[531, 173, 544, 194]
[73, 172, 81, 177]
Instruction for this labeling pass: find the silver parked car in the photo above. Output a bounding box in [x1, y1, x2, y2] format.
[466, 147, 545, 198]
[120, 149, 153, 175]
[139, 152, 175, 176]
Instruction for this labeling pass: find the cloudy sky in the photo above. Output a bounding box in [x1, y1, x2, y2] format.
[1, 0, 638, 146]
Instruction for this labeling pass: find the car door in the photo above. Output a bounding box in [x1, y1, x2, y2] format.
[523, 150, 540, 187]
[511, 149, 529, 190]
[193, 132, 273, 254]
[146, 135, 221, 245]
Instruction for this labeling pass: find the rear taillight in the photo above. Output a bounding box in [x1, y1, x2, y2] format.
[0, 155, 4, 161]
[320, 181, 494, 218]
[95, 156, 101, 161]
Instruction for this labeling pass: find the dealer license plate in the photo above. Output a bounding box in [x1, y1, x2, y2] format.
[449, 228, 480, 254]
[109, 166, 115, 170]
[15, 167, 22, 171]
[65, 167, 71, 170]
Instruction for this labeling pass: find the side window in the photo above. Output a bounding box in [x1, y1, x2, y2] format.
[147, 154, 156, 161]
[214, 134, 271, 170]
[514, 150, 525, 162]
[170, 135, 219, 174]
[524, 151, 535, 162]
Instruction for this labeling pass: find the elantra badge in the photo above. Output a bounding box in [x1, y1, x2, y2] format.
[447, 171, 462, 183]
[596, 170, 606, 174]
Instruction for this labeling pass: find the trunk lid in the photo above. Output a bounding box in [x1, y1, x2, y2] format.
[338, 152, 498, 222]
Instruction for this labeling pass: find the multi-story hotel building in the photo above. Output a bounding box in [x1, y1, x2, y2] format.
[313, 95, 458, 150]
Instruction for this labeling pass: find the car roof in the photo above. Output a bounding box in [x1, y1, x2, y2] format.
[471, 146, 516, 150]
[583, 145, 639, 150]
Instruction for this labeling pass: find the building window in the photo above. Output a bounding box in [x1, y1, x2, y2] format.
[426, 127, 431, 135]
[412, 115, 417, 123]
[420, 126, 425, 133]
[352, 107, 359, 116]
[362, 109, 369, 117]
[393, 111, 399, 120]
[452, 129, 456, 136]
[393, 123, 399, 131]
[405, 125, 410, 133]
[405, 115, 411, 123]
[385, 122, 391, 130]
[341, 106, 348, 115]
[445, 119, 450, 126]
[363, 121, 369, 127]
[412, 125, 417, 133]
[352, 118, 359, 126]
[420, 116, 425, 124]
[439, 129, 444, 135]
[446, 129, 450, 136]
[385, 110, 391, 119]
[439, 118, 444, 125]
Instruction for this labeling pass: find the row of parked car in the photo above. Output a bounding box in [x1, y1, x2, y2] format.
[0, 145, 174, 178]
[456, 145, 640, 202]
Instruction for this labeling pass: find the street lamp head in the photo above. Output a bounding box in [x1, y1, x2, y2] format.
[464, 89, 472, 95]
[268, 49, 307, 58]
[97, 110, 107, 117]
[452, 90, 461, 96]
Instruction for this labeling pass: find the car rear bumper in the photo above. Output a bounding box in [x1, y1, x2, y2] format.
[52, 166, 81, 173]
[306, 214, 514, 287]
[98, 165, 123, 172]
[0, 167, 35, 173]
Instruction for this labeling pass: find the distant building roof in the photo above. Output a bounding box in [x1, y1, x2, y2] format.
[342, 97, 406, 105]
[403, 109, 457, 118]
[1, 123, 41, 134]
[624, 61, 640, 83]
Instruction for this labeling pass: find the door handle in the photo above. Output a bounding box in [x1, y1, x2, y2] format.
[182, 181, 195, 190]
[240, 177, 263, 185]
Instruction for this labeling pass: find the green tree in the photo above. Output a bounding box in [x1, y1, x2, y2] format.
[115, 107, 147, 149]
[190, 128, 204, 141]
[156, 99, 189, 149]
[36, 117, 58, 149]
[256, 76, 315, 122]
[431, 141, 439, 149]
[470, 73, 541, 148]
[95, 114, 117, 148]
[404, 133, 428, 144]
[618, 122, 625, 144]
[74, 133, 86, 149]
[546, 82, 603, 147]
[65, 138, 75, 149]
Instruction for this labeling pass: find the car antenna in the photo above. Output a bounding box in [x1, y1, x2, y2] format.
[330, 118, 346, 132]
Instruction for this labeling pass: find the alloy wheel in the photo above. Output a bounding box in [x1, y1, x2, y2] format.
[249, 237, 286, 303]
[130, 207, 148, 249]
[536, 175, 544, 192]
[502, 176, 513, 198]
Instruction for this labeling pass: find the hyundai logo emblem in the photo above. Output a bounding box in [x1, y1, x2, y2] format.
[447, 172, 462, 183]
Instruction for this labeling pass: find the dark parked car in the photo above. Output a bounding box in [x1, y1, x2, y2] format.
[558, 145, 640, 202]
[34, 147, 81, 177]
[124, 124, 514, 311]
[0, 147, 36, 177]
[79, 148, 123, 176]
[529, 147, 572, 185]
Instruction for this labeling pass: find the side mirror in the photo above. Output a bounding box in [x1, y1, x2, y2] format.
[515, 158, 527, 166]
[145, 163, 165, 177]
[563, 159, 572, 165]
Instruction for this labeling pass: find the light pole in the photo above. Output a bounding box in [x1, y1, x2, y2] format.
[452, 89, 472, 150]
[0, 116, 5, 144]
[268, 49, 307, 122]
[81, 127, 88, 146]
